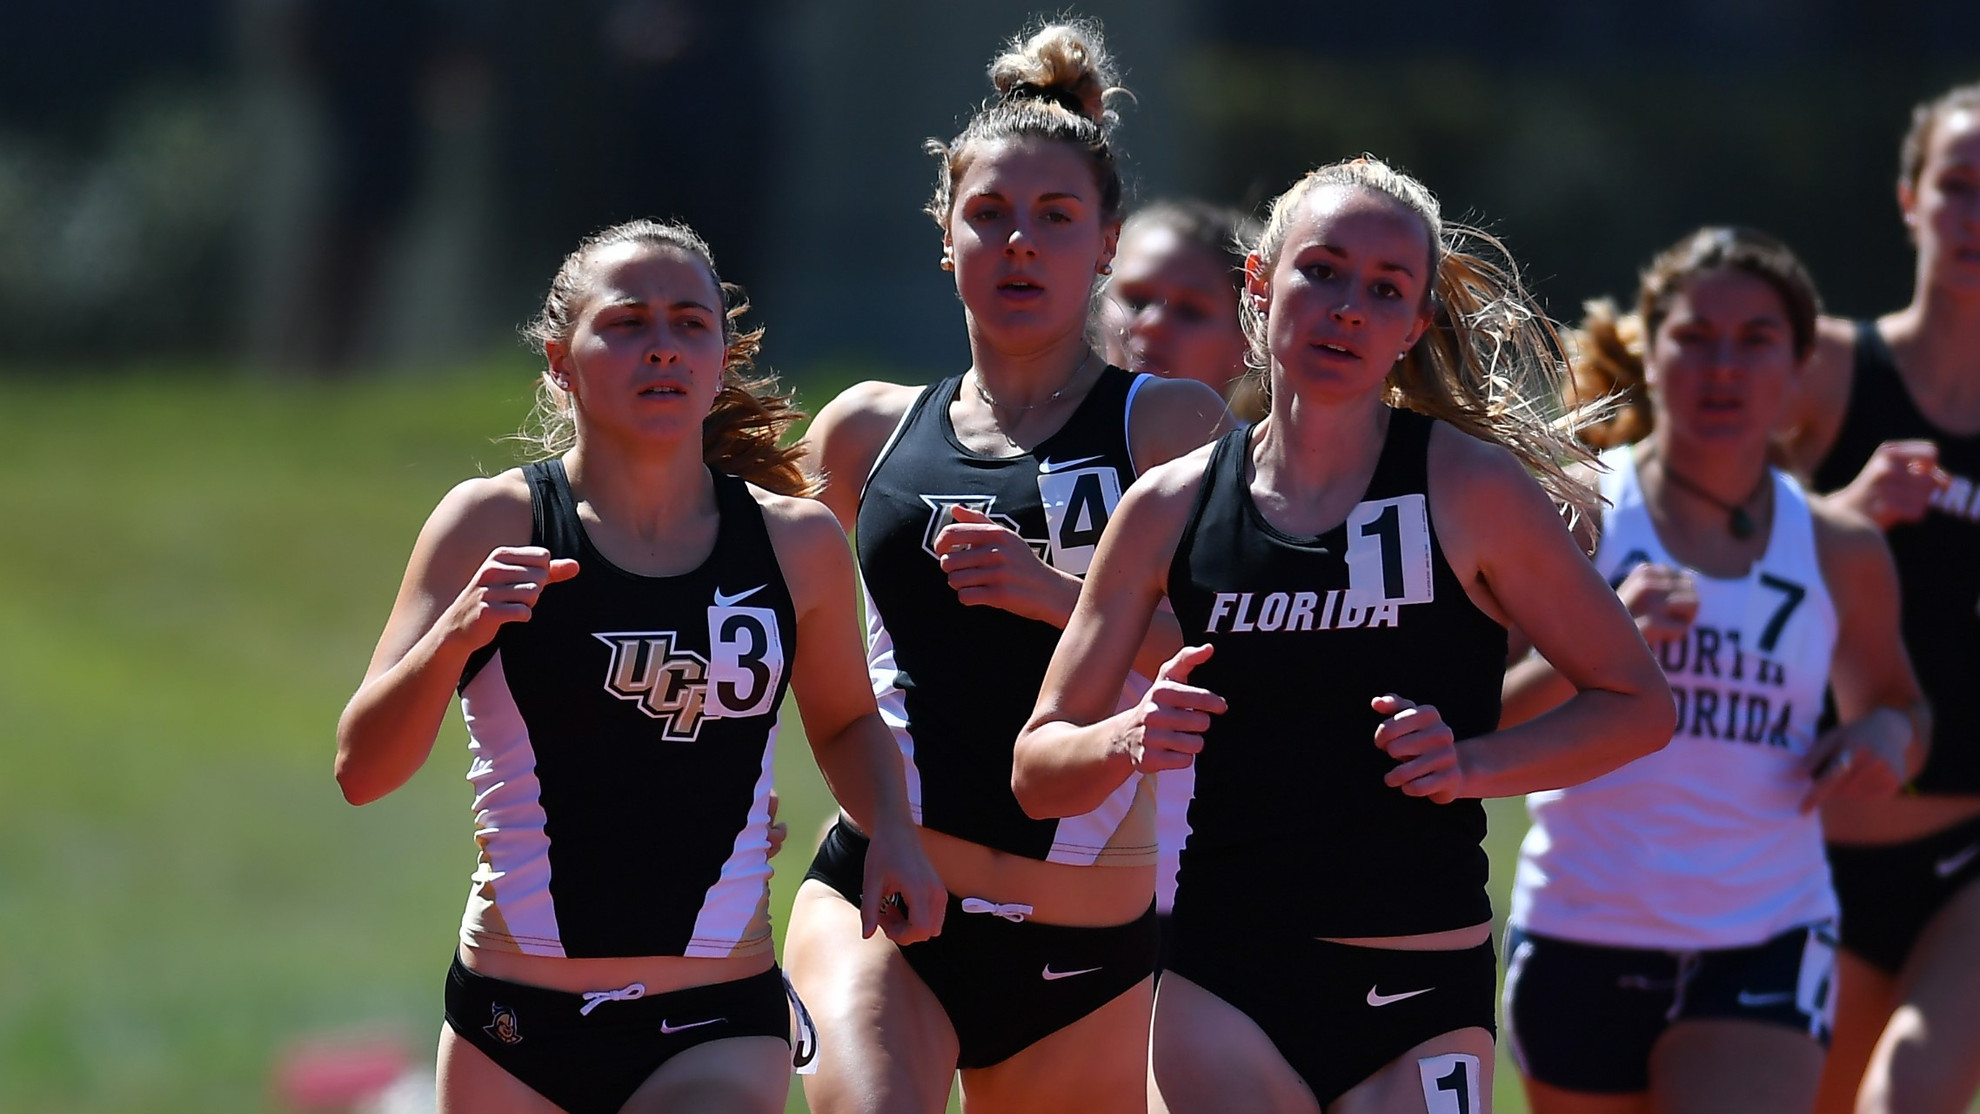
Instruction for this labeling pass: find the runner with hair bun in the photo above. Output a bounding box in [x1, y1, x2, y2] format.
[786, 18, 1231, 1114]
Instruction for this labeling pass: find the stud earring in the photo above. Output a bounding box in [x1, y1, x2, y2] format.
[1099, 263, 1113, 276]
[940, 252, 955, 272]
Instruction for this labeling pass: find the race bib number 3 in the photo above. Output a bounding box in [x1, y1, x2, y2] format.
[1344, 494, 1434, 608]
[705, 605, 784, 718]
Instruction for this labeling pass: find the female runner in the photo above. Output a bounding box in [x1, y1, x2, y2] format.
[1013, 156, 1673, 1114]
[1501, 227, 1927, 1114]
[335, 218, 944, 1114]
[1102, 199, 1268, 423]
[1778, 81, 1980, 1114]
[784, 19, 1232, 1114]
[1097, 196, 1264, 956]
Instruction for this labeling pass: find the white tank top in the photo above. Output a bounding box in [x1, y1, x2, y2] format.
[1510, 444, 1840, 949]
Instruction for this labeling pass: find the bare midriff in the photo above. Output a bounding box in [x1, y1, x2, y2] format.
[917, 826, 1155, 927]
[460, 944, 773, 996]
[1319, 922, 1494, 951]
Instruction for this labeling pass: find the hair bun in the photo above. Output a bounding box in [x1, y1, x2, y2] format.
[988, 20, 1121, 128]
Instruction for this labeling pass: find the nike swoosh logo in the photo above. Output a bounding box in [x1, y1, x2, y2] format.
[1936, 843, 1980, 878]
[1038, 454, 1104, 474]
[712, 585, 766, 608]
[659, 1017, 726, 1034]
[1735, 990, 1795, 1007]
[1366, 986, 1434, 1007]
[1041, 964, 1103, 981]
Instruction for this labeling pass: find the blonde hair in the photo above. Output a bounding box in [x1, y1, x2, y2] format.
[1570, 226, 1822, 451]
[516, 218, 812, 496]
[925, 19, 1129, 226]
[1242, 156, 1600, 520]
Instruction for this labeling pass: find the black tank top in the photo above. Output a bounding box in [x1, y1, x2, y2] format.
[857, 367, 1158, 864]
[1814, 321, 1980, 795]
[1167, 410, 1507, 936]
[454, 460, 796, 959]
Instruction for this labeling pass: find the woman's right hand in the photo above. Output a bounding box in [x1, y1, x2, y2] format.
[440, 546, 580, 650]
[1122, 644, 1226, 774]
[1834, 439, 1949, 529]
[1614, 562, 1697, 647]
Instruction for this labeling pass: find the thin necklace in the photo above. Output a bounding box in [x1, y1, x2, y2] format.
[1657, 461, 1766, 541]
[972, 351, 1092, 414]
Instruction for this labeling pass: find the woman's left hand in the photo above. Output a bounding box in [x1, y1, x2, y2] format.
[1801, 708, 1910, 812]
[1373, 694, 1466, 804]
[764, 790, 789, 861]
[933, 506, 1079, 625]
[859, 824, 948, 946]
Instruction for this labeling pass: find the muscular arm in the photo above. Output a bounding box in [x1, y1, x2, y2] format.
[763, 494, 922, 838]
[1012, 454, 1212, 819]
[334, 473, 547, 805]
[1432, 430, 1674, 797]
[1777, 317, 1858, 480]
[761, 493, 945, 940]
[1814, 501, 1932, 784]
[799, 380, 923, 534]
[1499, 463, 1610, 728]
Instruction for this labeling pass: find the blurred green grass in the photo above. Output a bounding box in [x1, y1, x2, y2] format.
[0, 365, 1533, 1112]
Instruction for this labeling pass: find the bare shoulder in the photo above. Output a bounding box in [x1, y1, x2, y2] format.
[1425, 419, 1542, 505]
[1809, 486, 1894, 581]
[1127, 373, 1238, 469]
[811, 380, 925, 452]
[749, 484, 854, 605]
[1781, 316, 1859, 474]
[752, 485, 851, 551]
[1131, 435, 1220, 510]
[422, 469, 534, 556]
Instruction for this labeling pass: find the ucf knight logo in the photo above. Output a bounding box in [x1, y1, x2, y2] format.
[592, 589, 786, 743]
[594, 632, 709, 742]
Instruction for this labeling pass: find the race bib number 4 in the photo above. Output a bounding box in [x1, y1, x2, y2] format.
[1036, 466, 1123, 575]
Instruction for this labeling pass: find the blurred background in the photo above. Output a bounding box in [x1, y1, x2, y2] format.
[2, 1, 1976, 1110]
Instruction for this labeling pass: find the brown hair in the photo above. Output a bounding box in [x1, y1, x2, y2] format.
[1241, 156, 1600, 520]
[1121, 199, 1261, 289]
[1900, 80, 1980, 193]
[925, 19, 1128, 227]
[1570, 226, 1822, 450]
[516, 218, 812, 496]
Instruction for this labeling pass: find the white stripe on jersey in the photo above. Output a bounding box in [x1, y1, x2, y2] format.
[459, 650, 566, 957]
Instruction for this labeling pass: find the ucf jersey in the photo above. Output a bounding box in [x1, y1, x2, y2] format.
[455, 460, 794, 959]
[857, 366, 1158, 866]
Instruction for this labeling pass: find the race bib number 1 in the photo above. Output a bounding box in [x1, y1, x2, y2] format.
[1344, 494, 1434, 608]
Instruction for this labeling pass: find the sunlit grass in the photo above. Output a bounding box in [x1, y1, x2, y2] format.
[0, 365, 1535, 1112]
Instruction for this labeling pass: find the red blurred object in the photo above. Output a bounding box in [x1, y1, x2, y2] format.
[274, 1034, 411, 1111]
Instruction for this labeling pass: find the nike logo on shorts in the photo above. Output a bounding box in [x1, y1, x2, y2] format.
[1041, 964, 1103, 981]
[1736, 990, 1795, 1008]
[1366, 985, 1434, 1007]
[712, 585, 767, 607]
[659, 1017, 725, 1034]
[1038, 454, 1104, 474]
[1935, 843, 1980, 878]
